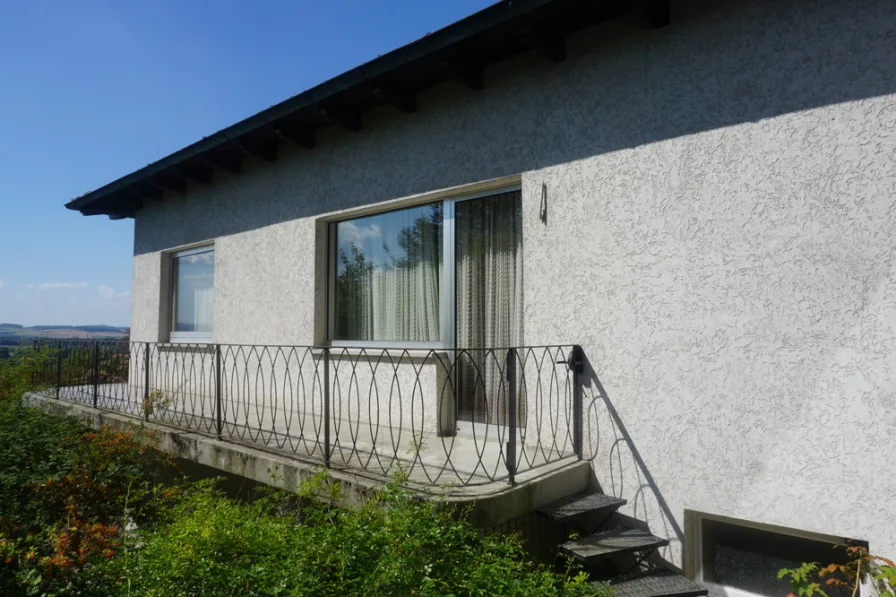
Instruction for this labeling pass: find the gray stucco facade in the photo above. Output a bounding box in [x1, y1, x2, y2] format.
[128, 0, 896, 572]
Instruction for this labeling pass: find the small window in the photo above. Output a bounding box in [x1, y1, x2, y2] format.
[169, 245, 214, 342]
[331, 202, 443, 344]
[689, 511, 860, 597]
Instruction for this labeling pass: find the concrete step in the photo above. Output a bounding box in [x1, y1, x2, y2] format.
[560, 526, 668, 563]
[606, 569, 708, 597]
[536, 490, 626, 521]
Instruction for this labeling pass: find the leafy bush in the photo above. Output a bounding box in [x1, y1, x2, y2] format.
[0, 347, 54, 403]
[95, 472, 607, 597]
[779, 546, 896, 597]
[0, 351, 175, 596]
[0, 414, 175, 595]
[0, 351, 610, 597]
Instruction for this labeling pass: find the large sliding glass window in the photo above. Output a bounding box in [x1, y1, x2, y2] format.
[169, 245, 214, 341]
[332, 203, 442, 343]
[328, 188, 522, 355]
[329, 187, 523, 424]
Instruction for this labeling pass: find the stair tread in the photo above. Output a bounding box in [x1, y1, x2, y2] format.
[560, 526, 668, 561]
[606, 569, 708, 597]
[536, 491, 626, 520]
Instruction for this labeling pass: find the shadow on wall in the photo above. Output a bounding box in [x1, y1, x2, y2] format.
[581, 354, 686, 569]
[134, 0, 896, 255]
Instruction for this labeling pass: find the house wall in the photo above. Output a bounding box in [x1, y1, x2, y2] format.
[130, 0, 896, 565]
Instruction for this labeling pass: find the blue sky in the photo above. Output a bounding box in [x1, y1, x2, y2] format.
[0, 0, 492, 326]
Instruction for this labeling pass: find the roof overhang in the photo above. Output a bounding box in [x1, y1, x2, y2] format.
[66, 0, 669, 219]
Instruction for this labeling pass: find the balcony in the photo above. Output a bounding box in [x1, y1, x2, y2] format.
[31, 340, 585, 493]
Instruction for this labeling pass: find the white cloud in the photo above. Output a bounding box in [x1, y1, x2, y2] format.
[38, 282, 88, 290]
[98, 285, 130, 299]
[338, 222, 381, 248]
[183, 252, 213, 265]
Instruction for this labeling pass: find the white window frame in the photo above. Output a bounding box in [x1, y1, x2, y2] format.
[688, 510, 856, 597]
[168, 244, 215, 344]
[327, 185, 521, 349]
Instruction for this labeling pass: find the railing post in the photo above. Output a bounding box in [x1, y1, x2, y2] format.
[142, 343, 150, 421]
[92, 341, 99, 408]
[143, 342, 150, 402]
[55, 344, 62, 399]
[323, 348, 331, 467]
[506, 348, 518, 485]
[215, 344, 223, 440]
[571, 345, 584, 461]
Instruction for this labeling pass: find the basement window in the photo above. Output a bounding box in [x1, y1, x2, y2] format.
[169, 245, 214, 342]
[688, 511, 861, 597]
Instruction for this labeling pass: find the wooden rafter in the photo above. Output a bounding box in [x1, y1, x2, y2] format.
[276, 120, 316, 149]
[372, 86, 417, 114]
[319, 105, 363, 132]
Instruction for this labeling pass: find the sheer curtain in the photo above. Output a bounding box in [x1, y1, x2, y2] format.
[335, 203, 442, 342]
[367, 258, 441, 341]
[455, 190, 524, 424]
[193, 287, 214, 333]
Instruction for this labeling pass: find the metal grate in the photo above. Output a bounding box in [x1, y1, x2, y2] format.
[537, 491, 626, 520]
[608, 569, 708, 597]
[561, 526, 668, 562]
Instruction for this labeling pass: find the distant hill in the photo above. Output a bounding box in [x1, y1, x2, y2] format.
[28, 325, 128, 334]
[0, 324, 129, 343]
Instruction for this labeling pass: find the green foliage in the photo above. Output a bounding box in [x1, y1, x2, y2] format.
[0, 346, 54, 403]
[142, 389, 172, 419]
[0, 352, 175, 596]
[0, 413, 175, 595]
[0, 357, 611, 597]
[778, 563, 829, 597]
[779, 546, 896, 597]
[0, 398, 85, 532]
[95, 473, 605, 597]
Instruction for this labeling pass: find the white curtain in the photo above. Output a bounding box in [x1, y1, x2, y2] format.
[360, 260, 441, 341]
[193, 287, 214, 334]
[335, 204, 442, 342]
[455, 190, 524, 425]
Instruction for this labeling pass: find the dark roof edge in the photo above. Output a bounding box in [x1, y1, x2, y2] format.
[65, 0, 557, 212]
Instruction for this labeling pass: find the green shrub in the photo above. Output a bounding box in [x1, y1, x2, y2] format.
[95, 473, 608, 597]
[779, 546, 896, 597]
[0, 351, 611, 597]
[0, 346, 54, 404]
[0, 354, 175, 596]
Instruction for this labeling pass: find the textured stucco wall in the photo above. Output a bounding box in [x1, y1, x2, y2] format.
[130, 0, 896, 564]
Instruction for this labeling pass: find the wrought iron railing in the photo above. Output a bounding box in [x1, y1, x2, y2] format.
[30, 340, 583, 489]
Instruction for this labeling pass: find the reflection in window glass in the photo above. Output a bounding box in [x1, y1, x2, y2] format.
[171, 249, 214, 333]
[334, 203, 442, 342]
[701, 518, 853, 596]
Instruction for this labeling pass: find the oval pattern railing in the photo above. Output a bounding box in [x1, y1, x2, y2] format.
[31, 340, 583, 490]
